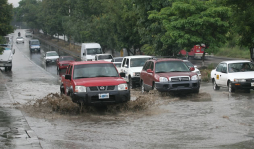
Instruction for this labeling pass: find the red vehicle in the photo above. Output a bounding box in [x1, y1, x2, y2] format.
[179, 44, 211, 59]
[60, 61, 130, 105]
[140, 58, 200, 93]
[56, 56, 75, 70]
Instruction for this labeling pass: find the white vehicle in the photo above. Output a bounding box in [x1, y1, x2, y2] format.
[0, 44, 15, 71]
[183, 60, 201, 81]
[121, 55, 152, 88]
[95, 54, 113, 62]
[80, 43, 102, 61]
[44, 51, 59, 65]
[16, 37, 24, 44]
[113, 62, 122, 72]
[211, 60, 254, 93]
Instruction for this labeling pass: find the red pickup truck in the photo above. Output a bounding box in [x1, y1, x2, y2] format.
[60, 61, 130, 105]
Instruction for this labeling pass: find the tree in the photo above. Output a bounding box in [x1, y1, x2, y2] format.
[223, 0, 254, 57]
[149, 0, 230, 62]
[0, 0, 13, 53]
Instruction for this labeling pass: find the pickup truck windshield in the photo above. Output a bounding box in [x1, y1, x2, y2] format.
[87, 48, 102, 55]
[31, 41, 40, 45]
[130, 58, 150, 67]
[155, 61, 190, 73]
[73, 63, 119, 79]
[98, 55, 112, 60]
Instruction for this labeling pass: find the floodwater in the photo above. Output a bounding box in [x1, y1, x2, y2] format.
[1, 29, 254, 148]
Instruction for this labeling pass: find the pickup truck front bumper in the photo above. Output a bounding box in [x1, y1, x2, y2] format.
[71, 90, 130, 105]
[155, 80, 200, 93]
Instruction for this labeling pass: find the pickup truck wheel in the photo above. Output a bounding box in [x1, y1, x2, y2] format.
[228, 81, 235, 93]
[213, 79, 220, 90]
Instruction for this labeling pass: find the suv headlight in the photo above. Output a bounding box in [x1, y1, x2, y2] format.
[75, 86, 86, 93]
[234, 79, 246, 82]
[191, 75, 198, 80]
[118, 83, 128, 90]
[159, 77, 168, 82]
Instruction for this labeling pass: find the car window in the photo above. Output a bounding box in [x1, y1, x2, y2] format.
[130, 58, 150, 67]
[150, 62, 154, 71]
[126, 59, 129, 68]
[155, 61, 190, 73]
[122, 58, 126, 67]
[221, 63, 227, 73]
[216, 63, 223, 72]
[98, 55, 112, 59]
[73, 63, 119, 79]
[59, 56, 75, 61]
[46, 52, 58, 57]
[86, 48, 102, 55]
[143, 61, 151, 71]
[114, 58, 123, 62]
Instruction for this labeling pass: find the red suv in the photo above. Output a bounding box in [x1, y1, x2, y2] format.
[60, 61, 130, 105]
[140, 58, 200, 93]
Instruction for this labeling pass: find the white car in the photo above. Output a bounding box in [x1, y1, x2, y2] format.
[183, 60, 201, 81]
[16, 37, 24, 44]
[211, 60, 254, 93]
[95, 54, 113, 62]
[44, 51, 59, 65]
[120, 55, 152, 88]
[25, 31, 33, 38]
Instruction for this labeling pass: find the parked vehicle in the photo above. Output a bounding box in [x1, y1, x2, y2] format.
[0, 44, 15, 71]
[120, 55, 152, 89]
[29, 39, 40, 52]
[211, 60, 254, 93]
[113, 62, 122, 72]
[60, 61, 130, 106]
[95, 54, 113, 62]
[16, 37, 24, 44]
[56, 56, 75, 70]
[179, 44, 213, 59]
[44, 51, 59, 65]
[140, 58, 200, 93]
[80, 43, 102, 61]
[183, 60, 201, 81]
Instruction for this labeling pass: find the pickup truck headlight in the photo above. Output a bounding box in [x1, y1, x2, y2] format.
[159, 77, 168, 82]
[234, 79, 246, 82]
[191, 75, 198, 80]
[75, 86, 86, 93]
[118, 83, 128, 90]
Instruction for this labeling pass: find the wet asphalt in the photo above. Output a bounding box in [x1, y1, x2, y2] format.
[0, 29, 254, 148]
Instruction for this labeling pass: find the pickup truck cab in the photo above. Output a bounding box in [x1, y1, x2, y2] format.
[60, 61, 130, 105]
[120, 55, 152, 89]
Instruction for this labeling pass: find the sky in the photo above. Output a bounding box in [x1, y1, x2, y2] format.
[8, 0, 20, 8]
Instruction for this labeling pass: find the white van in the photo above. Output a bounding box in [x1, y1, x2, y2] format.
[0, 44, 15, 71]
[81, 43, 102, 61]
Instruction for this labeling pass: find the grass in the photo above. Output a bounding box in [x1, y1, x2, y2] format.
[200, 63, 217, 82]
[215, 46, 250, 60]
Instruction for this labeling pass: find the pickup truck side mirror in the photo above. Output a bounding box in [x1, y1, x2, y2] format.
[65, 74, 71, 80]
[124, 64, 128, 68]
[147, 69, 153, 73]
[120, 72, 126, 77]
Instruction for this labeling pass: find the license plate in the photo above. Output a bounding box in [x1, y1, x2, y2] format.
[251, 83, 254, 86]
[99, 93, 109, 99]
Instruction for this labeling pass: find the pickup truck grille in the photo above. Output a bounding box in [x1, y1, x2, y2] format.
[171, 77, 190, 82]
[89, 86, 115, 91]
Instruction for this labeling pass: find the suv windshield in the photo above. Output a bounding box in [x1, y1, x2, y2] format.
[73, 63, 119, 79]
[31, 41, 40, 45]
[228, 62, 254, 73]
[46, 52, 58, 57]
[59, 56, 75, 61]
[155, 61, 190, 73]
[98, 55, 112, 60]
[130, 58, 149, 67]
[184, 61, 194, 68]
[87, 48, 102, 55]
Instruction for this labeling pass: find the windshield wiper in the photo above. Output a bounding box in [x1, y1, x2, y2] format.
[156, 71, 168, 73]
[74, 77, 89, 79]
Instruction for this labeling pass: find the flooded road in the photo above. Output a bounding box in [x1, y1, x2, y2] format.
[1, 29, 254, 148]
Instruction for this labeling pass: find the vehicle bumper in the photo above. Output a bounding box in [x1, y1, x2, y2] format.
[131, 77, 140, 85]
[0, 61, 12, 67]
[72, 90, 130, 105]
[46, 59, 57, 64]
[30, 48, 40, 52]
[16, 40, 24, 43]
[231, 82, 254, 90]
[155, 80, 200, 92]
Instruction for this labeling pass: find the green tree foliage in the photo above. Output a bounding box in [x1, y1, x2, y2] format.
[149, 0, 231, 59]
[224, 0, 254, 49]
[0, 0, 13, 53]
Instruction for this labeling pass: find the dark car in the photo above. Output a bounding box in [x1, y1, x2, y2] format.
[140, 58, 200, 94]
[29, 39, 40, 52]
[113, 57, 123, 62]
[56, 56, 75, 70]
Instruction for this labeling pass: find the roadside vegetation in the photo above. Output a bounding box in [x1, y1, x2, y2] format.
[215, 46, 250, 60]
[12, 0, 254, 58]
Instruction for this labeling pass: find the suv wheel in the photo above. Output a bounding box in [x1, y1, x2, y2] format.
[213, 79, 220, 90]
